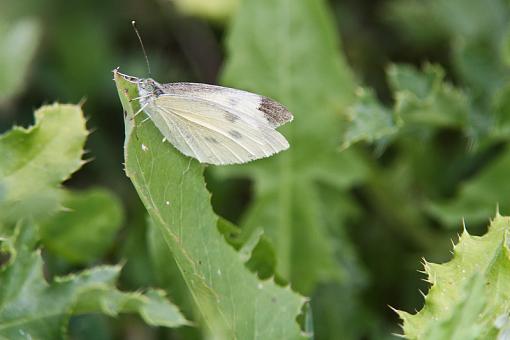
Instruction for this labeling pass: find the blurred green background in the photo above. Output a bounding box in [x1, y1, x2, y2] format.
[3, 0, 510, 338]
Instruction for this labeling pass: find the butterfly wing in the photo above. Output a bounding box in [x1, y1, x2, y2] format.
[143, 93, 291, 165]
[159, 83, 293, 128]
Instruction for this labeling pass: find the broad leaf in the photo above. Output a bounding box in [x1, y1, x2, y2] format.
[220, 0, 367, 294]
[40, 188, 123, 264]
[0, 104, 88, 225]
[397, 215, 510, 339]
[114, 72, 307, 339]
[0, 221, 189, 339]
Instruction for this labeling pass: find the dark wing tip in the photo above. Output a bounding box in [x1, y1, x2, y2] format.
[258, 97, 293, 128]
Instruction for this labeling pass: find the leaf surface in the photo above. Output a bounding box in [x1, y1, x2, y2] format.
[0, 221, 189, 339]
[114, 72, 307, 339]
[397, 215, 510, 339]
[220, 0, 367, 294]
[0, 104, 87, 225]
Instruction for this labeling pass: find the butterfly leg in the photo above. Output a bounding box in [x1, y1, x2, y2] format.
[130, 103, 149, 121]
[129, 94, 152, 102]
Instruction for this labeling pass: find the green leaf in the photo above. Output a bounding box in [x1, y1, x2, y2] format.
[73, 288, 190, 329]
[342, 64, 471, 148]
[220, 0, 367, 294]
[388, 63, 470, 129]
[40, 188, 123, 264]
[397, 214, 510, 339]
[148, 219, 203, 340]
[0, 18, 41, 104]
[419, 275, 487, 340]
[0, 221, 189, 339]
[0, 104, 88, 225]
[427, 147, 510, 227]
[341, 87, 399, 149]
[114, 72, 307, 339]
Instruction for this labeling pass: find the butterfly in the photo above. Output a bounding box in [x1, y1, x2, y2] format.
[115, 69, 293, 165]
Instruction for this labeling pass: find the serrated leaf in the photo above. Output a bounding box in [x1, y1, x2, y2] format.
[40, 188, 123, 264]
[0, 221, 189, 339]
[342, 64, 471, 147]
[397, 215, 510, 339]
[114, 72, 307, 339]
[220, 0, 367, 294]
[74, 288, 190, 329]
[0, 104, 88, 225]
[341, 87, 399, 149]
[0, 18, 40, 104]
[419, 274, 487, 340]
[388, 63, 470, 129]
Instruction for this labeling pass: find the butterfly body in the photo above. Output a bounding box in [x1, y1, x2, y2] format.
[116, 70, 293, 165]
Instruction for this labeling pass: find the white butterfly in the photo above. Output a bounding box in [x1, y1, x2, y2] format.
[115, 69, 293, 165]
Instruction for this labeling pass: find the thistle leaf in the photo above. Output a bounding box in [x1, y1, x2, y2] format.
[0, 104, 88, 225]
[397, 215, 510, 339]
[114, 71, 307, 339]
[0, 221, 189, 339]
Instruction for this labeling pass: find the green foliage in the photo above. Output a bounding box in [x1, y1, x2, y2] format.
[0, 104, 88, 225]
[7, 0, 510, 338]
[0, 221, 189, 339]
[0, 18, 40, 104]
[115, 72, 307, 339]
[0, 103, 189, 337]
[221, 0, 367, 294]
[397, 215, 510, 339]
[388, 64, 470, 129]
[385, 0, 509, 103]
[341, 88, 398, 149]
[40, 188, 123, 264]
[343, 63, 471, 149]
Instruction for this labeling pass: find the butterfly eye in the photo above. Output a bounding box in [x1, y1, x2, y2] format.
[139, 80, 154, 93]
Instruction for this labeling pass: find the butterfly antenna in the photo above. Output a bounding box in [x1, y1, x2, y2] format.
[131, 20, 151, 76]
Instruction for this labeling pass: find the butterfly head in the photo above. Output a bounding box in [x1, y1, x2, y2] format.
[138, 78, 164, 98]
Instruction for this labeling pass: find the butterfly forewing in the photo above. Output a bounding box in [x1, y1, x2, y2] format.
[159, 83, 293, 128]
[146, 94, 289, 164]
